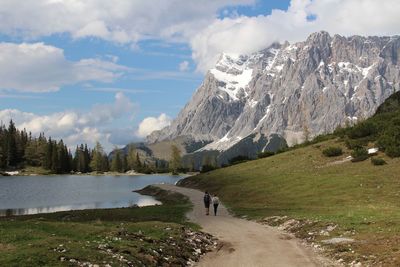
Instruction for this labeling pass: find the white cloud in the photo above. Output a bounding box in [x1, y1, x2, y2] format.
[179, 60, 190, 72]
[1, 0, 398, 73]
[0, 42, 129, 92]
[190, 0, 400, 71]
[0, 92, 136, 151]
[0, 0, 254, 43]
[137, 113, 172, 138]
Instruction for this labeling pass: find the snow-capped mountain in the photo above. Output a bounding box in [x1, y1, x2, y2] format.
[148, 31, 400, 164]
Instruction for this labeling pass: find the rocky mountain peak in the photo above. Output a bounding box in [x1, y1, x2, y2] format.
[147, 31, 400, 165]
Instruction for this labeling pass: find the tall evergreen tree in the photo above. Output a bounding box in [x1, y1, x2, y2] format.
[136, 152, 142, 169]
[90, 141, 107, 173]
[127, 145, 137, 170]
[6, 120, 18, 167]
[111, 148, 123, 173]
[169, 145, 181, 174]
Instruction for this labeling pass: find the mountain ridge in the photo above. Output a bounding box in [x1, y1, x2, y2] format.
[146, 31, 400, 165]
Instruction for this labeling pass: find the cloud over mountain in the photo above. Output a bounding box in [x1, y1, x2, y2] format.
[137, 113, 172, 138]
[1, 0, 398, 72]
[191, 0, 400, 71]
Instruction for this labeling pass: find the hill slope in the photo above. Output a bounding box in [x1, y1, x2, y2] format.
[179, 92, 400, 266]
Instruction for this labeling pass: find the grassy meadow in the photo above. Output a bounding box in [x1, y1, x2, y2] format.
[180, 139, 400, 265]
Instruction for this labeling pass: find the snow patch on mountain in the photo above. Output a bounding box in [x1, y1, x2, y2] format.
[147, 32, 400, 163]
[210, 53, 256, 101]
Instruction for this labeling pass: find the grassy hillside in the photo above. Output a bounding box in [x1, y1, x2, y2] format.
[180, 92, 400, 266]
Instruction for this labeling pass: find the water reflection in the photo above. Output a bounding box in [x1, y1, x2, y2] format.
[0, 198, 162, 216]
[0, 174, 181, 217]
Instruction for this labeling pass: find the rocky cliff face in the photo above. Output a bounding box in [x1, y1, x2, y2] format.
[148, 32, 400, 164]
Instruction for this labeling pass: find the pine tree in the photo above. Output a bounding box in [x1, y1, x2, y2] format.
[44, 138, 53, 169]
[38, 133, 48, 167]
[51, 141, 59, 173]
[78, 144, 85, 172]
[102, 154, 109, 172]
[127, 145, 137, 170]
[0, 123, 6, 169]
[73, 145, 80, 172]
[83, 144, 90, 172]
[25, 139, 40, 166]
[111, 148, 123, 173]
[136, 152, 142, 169]
[122, 153, 128, 172]
[6, 120, 18, 167]
[169, 145, 181, 175]
[90, 141, 106, 173]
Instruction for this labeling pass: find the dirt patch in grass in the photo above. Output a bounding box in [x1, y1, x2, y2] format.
[0, 243, 15, 252]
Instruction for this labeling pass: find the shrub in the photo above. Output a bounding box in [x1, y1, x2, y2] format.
[229, 155, 250, 165]
[385, 146, 400, 158]
[322, 146, 343, 157]
[351, 147, 369, 162]
[333, 125, 347, 138]
[344, 137, 369, 149]
[377, 125, 400, 158]
[371, 157, 386, 165]
[348, 121, 377, 139]
[258, 151, 275, 158]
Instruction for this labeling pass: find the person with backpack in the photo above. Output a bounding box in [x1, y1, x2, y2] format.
[203, 191, 211, 215]
[212, 194, 220, 216]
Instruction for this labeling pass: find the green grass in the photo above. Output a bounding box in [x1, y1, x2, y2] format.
[19, 166, 53, 175]
[0, 186, 196, 266]
[180, 139, 400, 265]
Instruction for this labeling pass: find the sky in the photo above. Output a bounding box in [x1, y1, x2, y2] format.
[0, 0, 399, 152]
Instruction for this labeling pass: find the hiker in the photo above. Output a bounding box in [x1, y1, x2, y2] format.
[212, 194, 220, 216]
[203, 191, 211, 215]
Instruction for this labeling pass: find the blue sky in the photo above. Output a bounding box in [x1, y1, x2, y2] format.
[1, 0, 290, 114]
[0, 0, 397, 151]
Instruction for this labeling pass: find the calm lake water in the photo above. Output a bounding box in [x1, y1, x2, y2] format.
[0, 174, 184, 216]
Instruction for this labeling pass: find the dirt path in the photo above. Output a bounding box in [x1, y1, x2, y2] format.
[157, 184, 336, 267]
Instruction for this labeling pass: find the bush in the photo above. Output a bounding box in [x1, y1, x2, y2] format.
[371, 157, 386, 165]
[344, 137, 369, 149]
[258, 151, 275, 158]
[333, 125, 347, 138]
[228, 155, 250, 165]
[322, 146, 343, 157]
[377, 125, 400, 158]
[348, 121, 377, 139]
[351, 147, 369, 162]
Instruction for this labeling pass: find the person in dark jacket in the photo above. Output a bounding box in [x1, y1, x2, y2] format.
[203, 191, 211, 215]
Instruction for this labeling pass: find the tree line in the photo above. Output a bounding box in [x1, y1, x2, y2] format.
[0, 120, 183, 174]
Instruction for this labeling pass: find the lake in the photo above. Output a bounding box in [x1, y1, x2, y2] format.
[0, 174, 184, 216]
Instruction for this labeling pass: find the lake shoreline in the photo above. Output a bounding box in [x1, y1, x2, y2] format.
[0, 174, 187, 217]
[0, 186, 216, 266]
[0, 170, 198, 177]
